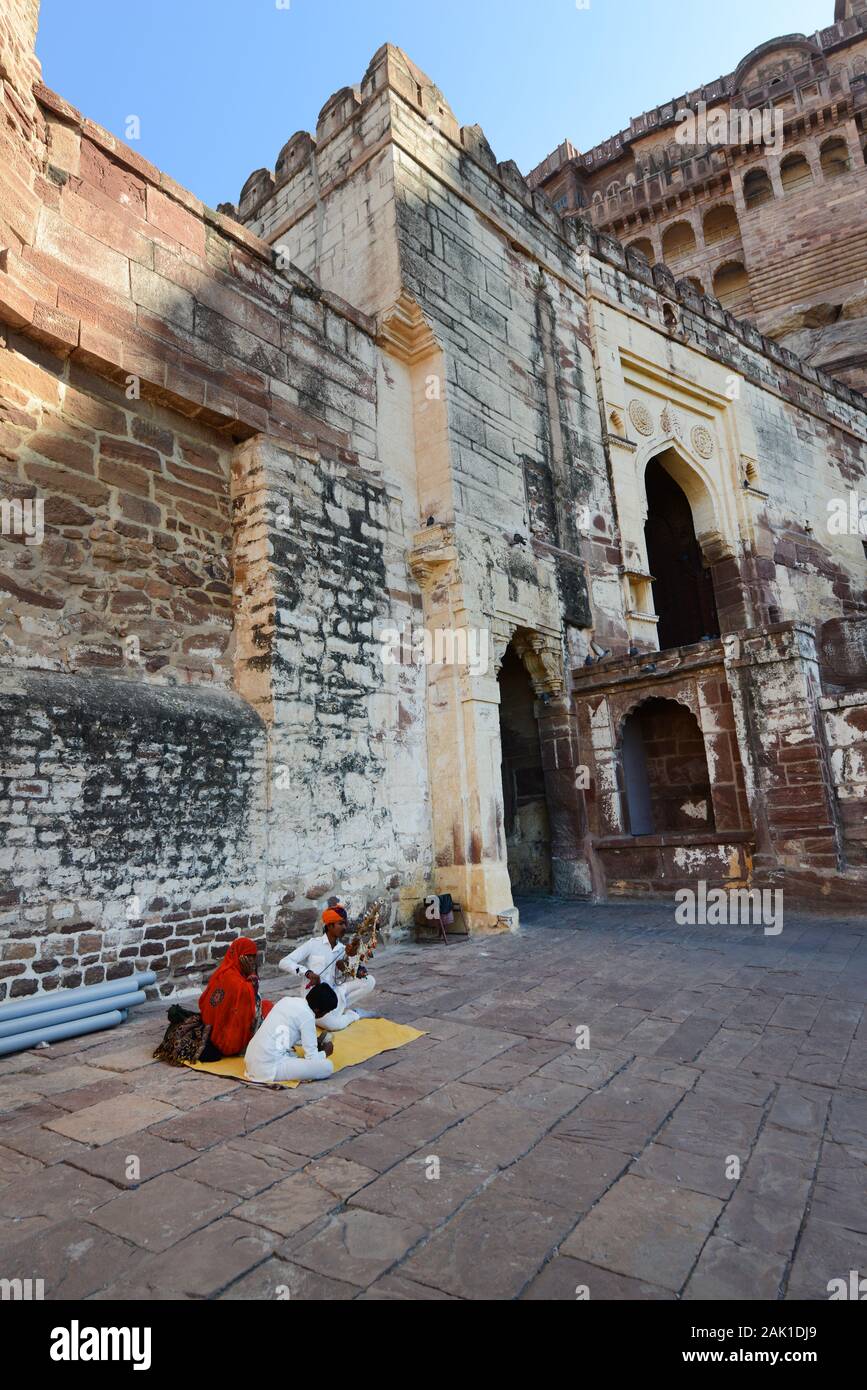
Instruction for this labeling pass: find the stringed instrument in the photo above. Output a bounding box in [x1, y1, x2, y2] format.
[338, 898, 384, 980]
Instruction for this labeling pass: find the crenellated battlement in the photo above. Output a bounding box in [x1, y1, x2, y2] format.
[525, 4, 867, 393]
[232, 43, 867, 423]
[230, 41, 574, 235]
[229, 43, 470, 221]
[529, 9, 867, 186]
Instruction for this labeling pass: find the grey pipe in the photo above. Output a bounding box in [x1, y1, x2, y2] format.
[0, 973, 156, 1023]
[0, 991, 146, 1040]
[0, 1009, 127, 1057]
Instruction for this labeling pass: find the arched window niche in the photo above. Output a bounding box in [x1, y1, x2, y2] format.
[620, 698, 715, 836]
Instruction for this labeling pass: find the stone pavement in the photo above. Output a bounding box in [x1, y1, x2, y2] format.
[1, 899, 866, 1301]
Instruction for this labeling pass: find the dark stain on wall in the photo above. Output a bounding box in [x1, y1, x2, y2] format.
[0, 671, 265, 897]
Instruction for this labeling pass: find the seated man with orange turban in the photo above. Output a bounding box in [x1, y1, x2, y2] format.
[198, 936, 274, 1060]
[277, 905, 377, 1031]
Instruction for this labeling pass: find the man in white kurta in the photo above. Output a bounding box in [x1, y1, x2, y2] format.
[244, 988, 335, 1083]
[278, 908, 376, 1032]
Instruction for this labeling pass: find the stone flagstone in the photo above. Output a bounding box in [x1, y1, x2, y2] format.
[88, 1172, 238, 1251]
[45, 1094, 181, 1146]
[560, 1174, 723, 1291]
[0, 904, 863, 1300]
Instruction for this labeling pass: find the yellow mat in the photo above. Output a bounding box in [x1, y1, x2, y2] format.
[184, 1017, 425, 1087]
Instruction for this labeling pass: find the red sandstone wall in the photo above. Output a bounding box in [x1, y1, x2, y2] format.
[0, 0, 42, 145]
[0, 341, 235, 681]
[0, 1, 422, 999]
[535, 15, 867, 389]
[0, 69, 379, 681]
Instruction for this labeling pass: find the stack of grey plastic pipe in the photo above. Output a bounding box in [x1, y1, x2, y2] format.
[0, 972, 156, 1057]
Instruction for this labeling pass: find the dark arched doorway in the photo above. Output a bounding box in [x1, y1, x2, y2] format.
[621, 698, 715, 835]
[498, 645, 552, 892]
[644, 457, 720, 650]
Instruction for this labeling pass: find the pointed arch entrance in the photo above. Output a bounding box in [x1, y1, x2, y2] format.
[498, 644, 552, 891]
[496, 629, 591, 899]
[644, 455, 721, 649]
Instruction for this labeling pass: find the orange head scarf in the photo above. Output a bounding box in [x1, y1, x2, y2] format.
[198, 937, 260, 1056]
[323, 907, 347, 928]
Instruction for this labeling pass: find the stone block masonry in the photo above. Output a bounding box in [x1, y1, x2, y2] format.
[232, 436, 431, 959]
[0, 670, 267, 1001]
[0, 336, 236, 683]
[239, 40, 866, 913]
[530, 1, 867, 391]
[1, 3, 866, 1001]
[0, 2, 428, 994]
[822, 690, 867, 867]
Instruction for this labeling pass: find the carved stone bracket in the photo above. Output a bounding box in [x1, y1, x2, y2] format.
[490, 620, 513, 678]
[606, 432, 638, 452]
[512, 629, 566, 697]
[377, 290, 439, 364]
[408, 522, 459, 592]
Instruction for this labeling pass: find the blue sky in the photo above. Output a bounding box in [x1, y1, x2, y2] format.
[36, 0, 831, 211]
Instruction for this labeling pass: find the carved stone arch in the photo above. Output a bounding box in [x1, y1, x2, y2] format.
[635, 434, 734, 563]
[614, 688, 701, 740]
[497, 626, 590, 899]
[616, 692, 715, 835]
[731, 37, 820, 95]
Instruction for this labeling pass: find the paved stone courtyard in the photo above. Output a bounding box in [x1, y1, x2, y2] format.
[1, 899, 866, 1301]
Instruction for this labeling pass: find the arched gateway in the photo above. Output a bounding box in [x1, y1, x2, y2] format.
[495, 630, 592, 905]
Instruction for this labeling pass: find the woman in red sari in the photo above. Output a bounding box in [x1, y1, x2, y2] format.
[198, 937, 274, 1060]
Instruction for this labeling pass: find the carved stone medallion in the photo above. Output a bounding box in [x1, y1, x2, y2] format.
[628, 399, 654, 436]
[691, 425, 715, 458]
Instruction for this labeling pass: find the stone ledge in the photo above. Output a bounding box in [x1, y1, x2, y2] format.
[595, 830, 754, 850]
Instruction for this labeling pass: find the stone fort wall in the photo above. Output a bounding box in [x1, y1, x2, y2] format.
[0, 5, 430, 1000]
[530, 1, 867, 392]
[1, 6, 866, 1001]
[237, 42, 867, 906]
[236, 42, 867, 654]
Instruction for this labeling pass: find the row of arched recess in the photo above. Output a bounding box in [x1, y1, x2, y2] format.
[744, 136, 856, 202]
[622, 135, 861, 315]
[630, 206, 741, 269]
[597, 133, 859, 209]
[628, 213, 752, 315]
